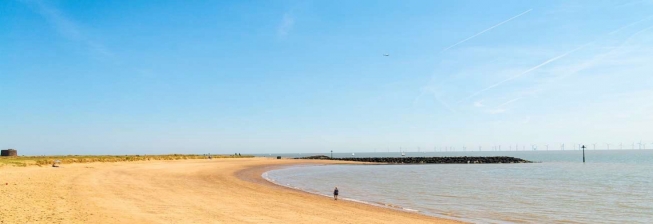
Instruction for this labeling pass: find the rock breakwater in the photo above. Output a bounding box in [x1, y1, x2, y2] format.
[295, 155, 531, 164]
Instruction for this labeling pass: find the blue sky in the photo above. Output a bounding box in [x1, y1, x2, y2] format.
[1, 0, 653, 155]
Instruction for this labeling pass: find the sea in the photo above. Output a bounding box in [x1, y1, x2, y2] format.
[260, 150, 653, 224]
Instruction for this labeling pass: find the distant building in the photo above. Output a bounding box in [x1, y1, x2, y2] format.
[1, 149, 17, 157]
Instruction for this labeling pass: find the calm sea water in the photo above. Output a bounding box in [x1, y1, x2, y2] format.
[263, 150, 653, 223]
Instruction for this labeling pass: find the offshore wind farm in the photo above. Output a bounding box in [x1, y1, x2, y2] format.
[267, 141, 653, 156]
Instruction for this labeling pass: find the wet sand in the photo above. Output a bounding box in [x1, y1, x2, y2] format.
[0, 158, 462, 223]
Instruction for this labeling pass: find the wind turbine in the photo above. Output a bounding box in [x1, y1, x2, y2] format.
[633, 142, 636, 150]
[606, 143, 611, 150]
[592, 143, 596, 150]
[561, 144, 565, 150]
[499, 145, 501, 151]
[619, 143, 623, 150]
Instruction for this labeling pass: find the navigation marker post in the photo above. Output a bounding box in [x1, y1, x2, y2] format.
[582, 145, 586, 163]
[331, 150, 333, 159]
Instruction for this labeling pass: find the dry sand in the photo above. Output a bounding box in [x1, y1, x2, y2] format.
[0, 158, 462, 223]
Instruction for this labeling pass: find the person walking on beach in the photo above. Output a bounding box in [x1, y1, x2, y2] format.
[333, 187, 339, 200]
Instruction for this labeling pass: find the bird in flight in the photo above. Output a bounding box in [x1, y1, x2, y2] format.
[383, 54, 389, 56]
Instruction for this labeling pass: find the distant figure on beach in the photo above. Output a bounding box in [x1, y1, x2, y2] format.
[333, 187, 339, 200]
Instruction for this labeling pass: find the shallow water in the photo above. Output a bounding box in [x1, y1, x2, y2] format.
[264, 150, 653, 223]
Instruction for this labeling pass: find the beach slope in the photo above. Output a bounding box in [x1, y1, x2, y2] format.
[0, 158, 461, 223]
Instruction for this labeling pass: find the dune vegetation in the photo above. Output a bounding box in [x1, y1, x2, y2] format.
[0, 154, 252, 167]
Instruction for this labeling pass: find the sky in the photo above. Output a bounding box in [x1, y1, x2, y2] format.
[1, 0, 653, 155]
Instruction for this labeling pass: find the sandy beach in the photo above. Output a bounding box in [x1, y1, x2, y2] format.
[0, 158, 461, 223]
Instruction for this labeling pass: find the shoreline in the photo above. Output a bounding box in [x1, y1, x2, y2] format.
[234, 159, 465, 223]
[254, 162, 474, 223]
[0, 158, 463, 223]
[259, 164, 423, 211]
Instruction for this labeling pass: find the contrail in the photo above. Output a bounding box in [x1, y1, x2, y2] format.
[441, 9, 532, 53]
[485, 97, 521, 114]
[555, 24, 653, 81]
[468, 18, 653, 107]
[458, 42, 593, 103]
[608, 15, 653, 35]
[26, 0, 113, 57]
[496, 97, 522, 108]
[619, 24, 653, 46]
[433, 93, 456, 112]
[414, 87, 456, 112]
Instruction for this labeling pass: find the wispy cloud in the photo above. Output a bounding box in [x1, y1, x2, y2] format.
[441, 9, 532, 53]
[24, 0, 113, 57]
[415, 86, 456, 112]
[473, 20, 653, 117]
[277, 13, 295, 37]
[608, 15, 653, 35]
[619, 24, 653, 45]
[433, 94, 456, 112]
[615, 0, 651, 8]
[473, 100, 485, 107]
[458, 42, 592, 103]
[496, 97, 521, 107]
[511, 22, 653, 102]
[547, 24, 653, 84]
[482, 97, 521, 114]
[486, 108, 506, 114]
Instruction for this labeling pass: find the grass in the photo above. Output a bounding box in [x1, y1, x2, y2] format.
[0, 154, 253, 167]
